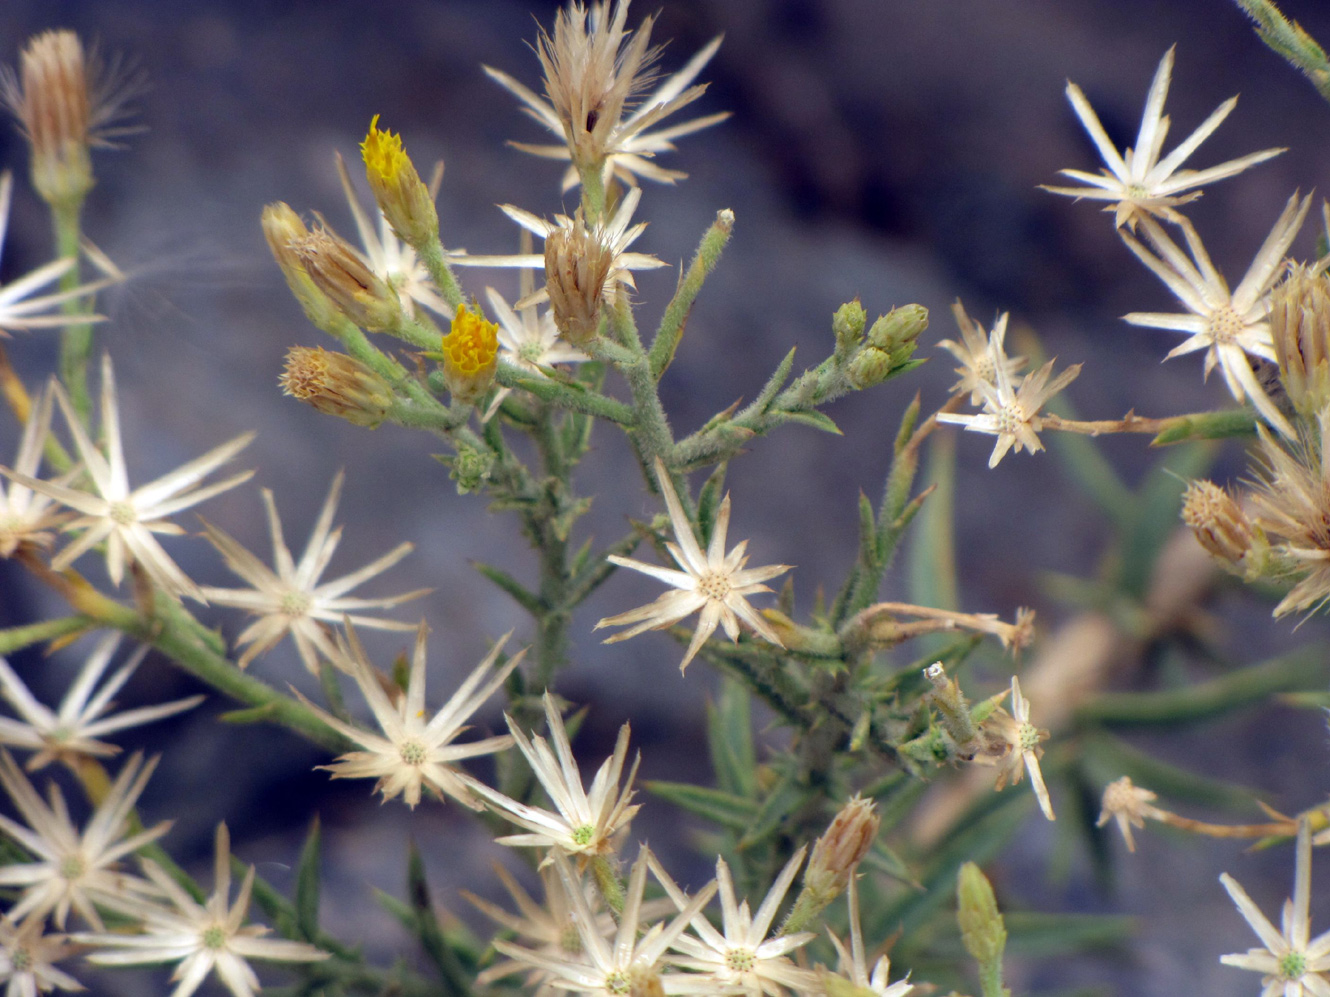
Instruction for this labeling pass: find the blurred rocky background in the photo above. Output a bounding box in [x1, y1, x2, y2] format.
[2, 1, 1330, 994]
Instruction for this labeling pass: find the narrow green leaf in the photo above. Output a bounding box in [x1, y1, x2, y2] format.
[1077, 646, 1329, 727]
[296, 816, 322, 942]
[737, 776, 807, 850]
[781, 409, 843, 435]
[646, 781, 758, 830]
[471, 561, 545, 616]
[1080, 732, 1259, 811]
[908, 432, 958, 617]
[707, 677, 756, 797]
[1150, 408, 1259, 445]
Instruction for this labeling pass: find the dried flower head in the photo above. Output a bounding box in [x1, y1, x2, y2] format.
[544, 215, 615, 346]
[0, 915, 81, 997]
[1122, 194, 1310, 439]
[935, 302, 1025, 405]
[1, 30, 144, 206]
[1096, 776, 1165, 853]
[0, 750, 167, 930]
[261, 201, 339, 328]
[488, 0, 726, 190]
[1270, 262, 1330, 419]
[595, 457, 791, 673]
[466, 692, 641, 862]
[439, 303, 500, 405]
[935, 317, 1080, 468]
[4, 355, 254, 601]
[199, 471, 427, 673]
[360, 114, 439, 248]
[76, 823, 328, 997]
[974, 677, 1055, 821]
[290, 221, 401, 332]
[1044, 46, 1283, 229]
[1248, 413, 1330, 618]
[299, 622, 519, 809]
[452, 186, 665, 305]
[0, 633, 203, 770]
[0, 382, 68, 557]
[804, 796, 881, 907]
[279, 345, 394, 428]
[1181, 479, 1256, 569]
[1219, 818, 1330, 997]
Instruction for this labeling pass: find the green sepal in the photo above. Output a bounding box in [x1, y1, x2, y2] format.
[780, 409, 843, 435]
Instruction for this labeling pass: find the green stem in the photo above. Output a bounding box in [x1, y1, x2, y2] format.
[649, 209, 734, 379]
[1231, 0, 1330, 104]
[0, 615, 91, 654]
[597, 304, 673, 467]
[52, 197, 93, 421]
[418, 239, 465, 312]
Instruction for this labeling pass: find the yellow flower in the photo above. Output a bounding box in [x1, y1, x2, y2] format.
[360, 114, 438, 248]
[440, 303, 499, 404]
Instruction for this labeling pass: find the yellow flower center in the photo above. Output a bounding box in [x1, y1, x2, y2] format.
[571, 824, 596, 847]
[280, 590, 312, 617]
[108, 501, 136, 525]
[59, 855, 84, 880]
[202, 925, 228, 951]
[10, 947, 31, 971]
[441, 305, 500, 376]
[361, 114, 409, 184]
[991, 402, 1028, 438]
[606, 971, 631, 994]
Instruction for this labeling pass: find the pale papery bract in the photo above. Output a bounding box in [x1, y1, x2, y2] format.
[0, 632, 203, 770]
[297, 622, 519, 809]
[594, 457, 791, 672]
[465, 691, 640, 861]
[199, 470, 429, 673]
[0, 750, 167, 930]
[3, 354, 254, 601]
[1044, 46, 1283, 229]
[75, 823, 327, 997]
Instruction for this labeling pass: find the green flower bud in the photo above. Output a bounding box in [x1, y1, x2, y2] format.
[846, 347, 892, 389]
[867, 303, 929, 351]
[833, 299, 868, 353]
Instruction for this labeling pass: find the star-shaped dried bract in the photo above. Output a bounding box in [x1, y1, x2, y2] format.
[0, 750, 167, 930]
[654, 847, 819, 997]
[0, 914, 82, 997]
[76, 823, 327, 997]
[973, 677, 1055, 821]
[1045, 46, 1283, 229]
[4, 354, 253, 601]
[466, 691, 640, 863]
[935, 319, 1080, 469]
[298, 622, 519, 809]
[935, 302, 1025, 406]
[1220, 818, 1330, 997]
[595, 457, 791, 672]
[1122, 192, 1309, 439]
[0, 632, 203, 770]
[0, 382, 68, 558]
[490, 847, 717, 997]
[200, 471, 428, 673]
[485, 0, 728, 191]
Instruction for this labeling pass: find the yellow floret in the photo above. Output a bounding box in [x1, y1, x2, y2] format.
[442, 304, 499, 374]
[361, 114, 410, 184]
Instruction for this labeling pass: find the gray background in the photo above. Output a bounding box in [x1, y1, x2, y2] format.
[2, 1, 1330, 994]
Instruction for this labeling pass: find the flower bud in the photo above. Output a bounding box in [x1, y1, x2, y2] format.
[545, 218, 613, 347]
[280, 346, 394, 427]
[439, 303, 499, 405]
[957, 862, 1007, 970]
[360, 115, 439, 249]
[846, 347, 892, 389]
[805, 796, 880, 904]
[833, 299, 867, 354]
[924, 661, 978, 750]
[1270, 263, 1330, 417]
[4, 31, 94, 206]
[867, 303, 929, 352]
[261, 203, 338, 328]
[291, 223, 401, 332]
[443, 444, 496, 495]
[1181, 479, 1253, 567]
